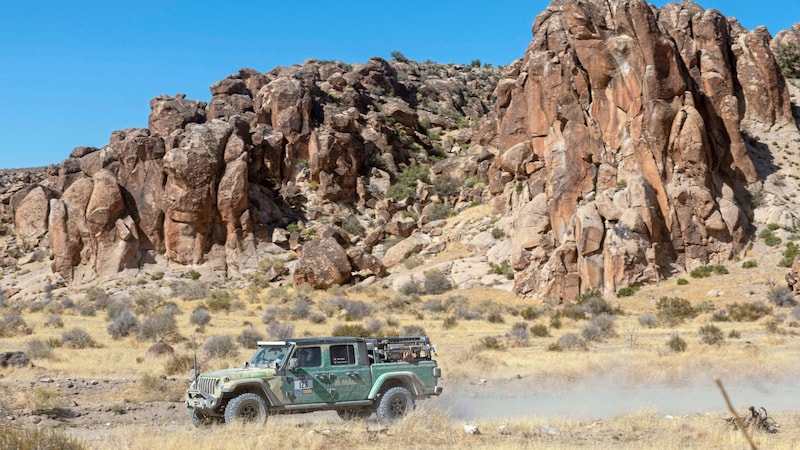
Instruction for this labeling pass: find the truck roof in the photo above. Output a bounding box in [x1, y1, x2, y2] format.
[256, 336, 368, 346]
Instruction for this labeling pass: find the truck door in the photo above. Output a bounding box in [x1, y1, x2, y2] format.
[284, 345, 326, 404]
[326, 342, 372, 401]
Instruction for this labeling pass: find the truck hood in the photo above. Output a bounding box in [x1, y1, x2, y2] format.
[200, 366, 277, 380]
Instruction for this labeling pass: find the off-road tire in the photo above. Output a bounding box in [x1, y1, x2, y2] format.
[337, 408, 373, 421]
[224, 393, 268, 425]
[375, 387, 414, 422]
[189, 408, 215, 427]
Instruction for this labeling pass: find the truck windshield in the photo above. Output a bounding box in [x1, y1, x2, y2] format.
[250, 344, 292, 367]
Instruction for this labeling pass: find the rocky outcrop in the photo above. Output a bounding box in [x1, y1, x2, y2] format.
[293, 237, 352, 289]
[489, 0, 797, 299]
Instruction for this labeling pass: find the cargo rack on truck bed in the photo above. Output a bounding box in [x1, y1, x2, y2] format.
[367, 336, 437, 363]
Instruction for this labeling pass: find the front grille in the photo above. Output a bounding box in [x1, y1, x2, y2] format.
[197, 377, 220, 395]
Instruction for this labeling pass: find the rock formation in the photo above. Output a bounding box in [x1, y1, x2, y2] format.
[488, 0, 796, 299]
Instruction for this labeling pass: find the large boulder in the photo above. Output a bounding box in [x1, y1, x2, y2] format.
[293, 237, 353, 289]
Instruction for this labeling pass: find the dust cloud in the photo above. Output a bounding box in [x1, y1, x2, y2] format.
[438, 379, 800, 420]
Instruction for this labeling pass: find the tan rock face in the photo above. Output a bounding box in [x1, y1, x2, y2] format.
[293, 237, 352, 289]
[491, 0, 796, 299]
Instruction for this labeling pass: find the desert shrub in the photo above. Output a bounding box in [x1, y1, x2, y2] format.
[25, 338, 54, 359]
[307, 312, 327, 324]
[491, 227, 505, 239]
[711, 309, 730, 322]
[386, 163, 430, 200]
[332, 323, 371, 338]
[741, 260, 758, 269]
[426, 203, 453, 221]
[164, 354, 194, 376]
[107, 309, 139, 340]
[188, 269, 201, 280]
[760, 228, 782, 247]
[400, 324, 427, 336]
[399, 280, 421, 296]
[431, 175, 460, 198]
[656, 296, 698, 325]
[727, 301, 773, 322]
[45, 313, 64, 328]
[261, 306, 283, 324]
[138, 310, 178, 341]
[266, 321, 295, 340]
[473, 336, 505, 351]
[61, 327, 96, 349]
[553, 333, 587, 351]
[698, 324, 724, 345]
[767, 285, 796, 307]
[319, 296, 373, 320]
[530, 323, 549, 337]
[403, 254, 423, 269]
[203, 335, 239, 359]
[454, 305, 481, 320]
[443, 316, 457, 329]
[666, 333, 687, 352]
[676, 278, 689, 285]
[638, 313, 658, 328]
[289, 299, 312, 320]
[588, 313, 616, 339]
[486, 311, 504, 323]
[77, 304, 96, 317]
[189, 307, 212, 327]
[133, 291, 165, 315]
[170, 281, 208, 301]
[506, 322, 530, 346]
[205, 289, 233, 312]
[728, 329, 741, 339]
[549, 315, 562, 329]
[423, 269, 452, 295]
[793, 306, 800, 321]
[690, 264, 729, 278]
[43, 301, 64, 315]
[765, 319, 784, 334]
[779, 242, 799, 268]
[488, 260, 515, 280]
[560, 304, 586, 321]
[0, 423, 86, 449]
[519, 306, 542, 321]
[576, 289, 618, 315]
[365, 318, 385, 335]
[616, 286, 639, 298]
[421, 298, 445, 313]
[236, 327, 265, 349]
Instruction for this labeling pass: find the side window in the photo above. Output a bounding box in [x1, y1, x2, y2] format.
[330, 344, 356, 365]
[295, 346, 322, 368]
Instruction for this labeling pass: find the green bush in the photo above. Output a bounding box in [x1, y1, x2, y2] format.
[616, 286, 639, 298]
[520, 306, 543, 321]
[431, 175, 461, 198]
[473, 336, 505, 351]
[426, 203, 453, 221]
[776, 42, 800, 78]
[386, 164, 430, 200]
[676, 278, 689, 285]
[205, 289, 233, 312]
[760, 228, 782, 247]
[741, 260, 758, 269]
[491, 227, 506, 239]
[332, 323, 372, 338]
[779, 242, 799, 268]
[690, 265, 728, 278]
[489, 260, 515, 280]
[698, 324, 724, 345]
[188, 269, 201, 280]
[666, 333, 687, 353]
[727, 301, 773, 322]
[530, 323, 550, 337]
[656, 296, 698, 325]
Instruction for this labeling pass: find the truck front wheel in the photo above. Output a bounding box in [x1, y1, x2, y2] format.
[224, 393, 268, 425]
[376, 387, 414, 422]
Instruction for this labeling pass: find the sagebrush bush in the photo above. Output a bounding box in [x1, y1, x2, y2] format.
[332, 323, 371, 337]
[767, 285, 796, 307]
[656, 296, 698, 325]
[667, 333, 687, 353]
[711, 309, 730, 322]
[189, 307, 212, 327]
[203, 335, 239, 359]
[236, 327, 264, 349]
[266, 321, 295, 340]
[698, 324, 724, 345]
[261, 305, 284, 324]
[423, 269, 452, 295]
[486, 311, 504, 323]
[443, 316, 457, 329]
[519, 305, 543, 321]
[399, 281, 421, 296]
[583, 313, 616, 341]
[727, 301, 773, 322]
[133, 291, 165, 315]
[454, 305, 481, 320]
[530, 323, 549, 337]
[205, 289, 234, 312]
[164, 354, 194, 376]
[61, 327, 96, 349]
[576, 289, 618, 315]
[507, 322, 530, 346]
[25, 338, 54, 359]
[107, 309, 139, 340]
[421, 299, 445, 313]
[170, 281, 208, 301]
[400, 324, 427, 336]
[138, 310, 178, 342]
[0, 312, 32, 338]
[290, 299, 312, 319]
[553, 333, 587, 351]
[365, 318, 384, 335]
[307, 312, 327, 324]
[45, 313, 64, 328]
[638, 313, 658, 328]
[319, 296, 373, 320]
[473, 336, 505, 351]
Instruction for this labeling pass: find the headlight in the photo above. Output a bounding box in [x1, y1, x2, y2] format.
[222, 377, 230, 383]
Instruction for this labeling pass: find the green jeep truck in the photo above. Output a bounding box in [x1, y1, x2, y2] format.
[185, 336, 442, 425]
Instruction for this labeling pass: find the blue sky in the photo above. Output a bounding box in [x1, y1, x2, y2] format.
[1, 1, 797, 169]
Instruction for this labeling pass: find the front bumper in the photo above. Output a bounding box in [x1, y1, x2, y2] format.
[186, 390, 222, 413]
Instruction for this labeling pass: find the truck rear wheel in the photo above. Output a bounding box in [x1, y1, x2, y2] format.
[376, 387, 414, 422]
[224, 393, 268, 425]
